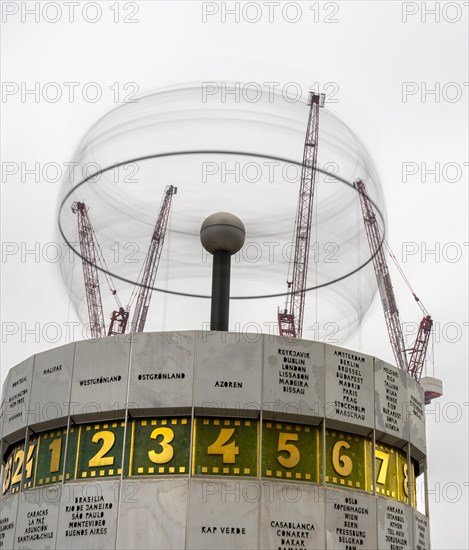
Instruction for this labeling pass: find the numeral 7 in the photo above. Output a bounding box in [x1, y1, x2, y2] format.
[375, 450, 389, 485]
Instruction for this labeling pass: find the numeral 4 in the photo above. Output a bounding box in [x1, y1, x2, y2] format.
[208, 428, 239, 464]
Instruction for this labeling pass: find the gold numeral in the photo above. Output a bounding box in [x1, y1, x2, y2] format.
[148, 427, 174, 464]
[88, 431, 115, 468]
[375, 449, 389, 485]
[332, 441, 353, 477]
[49, 438, 62, 473]
[2, 454, 13, 494]
[403, 462, 409, 497]
[208, 428, 239, 464]
[24, 445, 35, 479]
[11, 449, 24, 485]
[277, 433, 300, 468]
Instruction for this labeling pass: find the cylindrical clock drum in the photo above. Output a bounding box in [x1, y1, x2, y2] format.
[0, 331, 431, 549]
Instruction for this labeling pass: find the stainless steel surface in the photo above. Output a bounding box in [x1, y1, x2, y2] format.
[377, 498, 414, 549]
[325, 488, 378, 549]
[413, 510, 430, 549]
[186, 479, 259, 550]
[375, 359, 408, 445]
[1, 331, 432, 549]
[128, 331, 195, 415]
[406, 375, 427, 459]
[15, 486, 60, 549]
[263, 339, 324, 422]
[325, 345, 375, 433]
[194, 332, 262, 417]
[116, 478, 188, 550]
[29, 343, 75, 430]
[1, 356, 34, 443]
[0, 492, 19, 550]
[70, 337, 131, 422]
[260, 482, 325, 549]
[55, 481, 120, 550]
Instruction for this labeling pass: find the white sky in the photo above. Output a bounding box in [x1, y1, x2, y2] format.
[1, 1, 468, 548]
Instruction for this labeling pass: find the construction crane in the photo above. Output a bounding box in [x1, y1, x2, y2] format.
[278, 92, 325, 338]
[108, 307, 129, 336]
[72, 202, 128, 338]
[129, 185, 177, 333]
[71, 202, 107, 339]
[73, 186, 177, 338]
[407, 314, 433, 380]
[354, 178, 433, 381]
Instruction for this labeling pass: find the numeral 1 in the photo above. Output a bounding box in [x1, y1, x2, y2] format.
[48, 438, 62, 473]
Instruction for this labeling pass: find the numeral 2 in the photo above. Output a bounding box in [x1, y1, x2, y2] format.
[89, 431, 115, 468]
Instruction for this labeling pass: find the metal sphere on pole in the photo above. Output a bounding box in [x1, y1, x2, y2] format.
[200, 212, 245, 331]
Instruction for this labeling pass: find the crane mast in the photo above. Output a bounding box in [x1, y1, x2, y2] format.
[354, 178, 408, 371]
[130, 185, 177, 333]
[108, 307, 129, 336]
[354, 178, 433, 380]
[407, 314, 433, 380]
[278, 92, 325, 338]
[71, 201, 106, 339]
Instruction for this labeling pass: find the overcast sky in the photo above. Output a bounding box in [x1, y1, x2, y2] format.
[1, 1, 468, 548]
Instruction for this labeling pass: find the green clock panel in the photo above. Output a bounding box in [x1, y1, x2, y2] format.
[325, 429, 372, 491]
[1, 441, 29, 495]
[262, 421, 320, 482]
[1, 438, 37, 495]
[75, 421, 125, 480]
[409, 458, 416, 508]
[22, 435, 39, 491]
[0, 417, 419, 509]
[193, 417, 258, 477]
[127, 417, 191, 476]
[35, 427, 77, 486]
[1, 446, 15, 495]
[374, 440, 401, 500]
[396, 452, 416, 507]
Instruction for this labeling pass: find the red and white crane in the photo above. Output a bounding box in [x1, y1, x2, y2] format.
[354, 177, 433, 382]
[108, 306, 130, 336]
[129, 185, 177, 333]
[407, 314, 433, 380]
[72, 201, 109, 339]
[72, 185, 176, 337]
[278, 92, 325, 338]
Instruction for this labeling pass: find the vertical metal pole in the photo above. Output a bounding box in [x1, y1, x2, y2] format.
[424, 457, 430, 519]
[210, 249, 231, 331]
